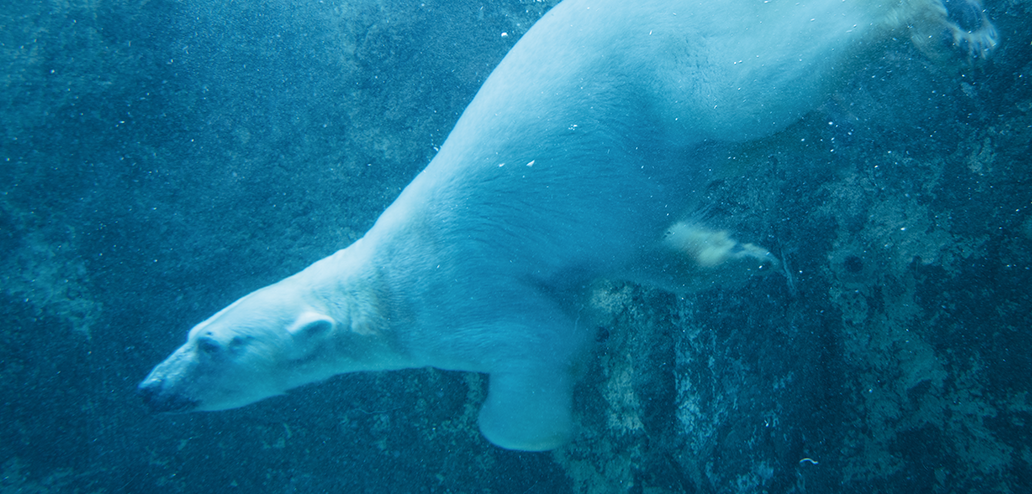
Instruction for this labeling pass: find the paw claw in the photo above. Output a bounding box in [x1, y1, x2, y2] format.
[942, 0, 998, 60]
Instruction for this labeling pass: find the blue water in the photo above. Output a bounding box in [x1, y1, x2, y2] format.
[1, 0, 1030, 492]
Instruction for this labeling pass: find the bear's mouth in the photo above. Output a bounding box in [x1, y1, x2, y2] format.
[137, 379, 200, 414]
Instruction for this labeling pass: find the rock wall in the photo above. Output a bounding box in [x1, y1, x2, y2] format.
[1, 0, 1029, 492]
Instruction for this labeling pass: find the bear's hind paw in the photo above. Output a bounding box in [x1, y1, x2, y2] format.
[942, 0, 998, 60]
[918, 0, 999, 62]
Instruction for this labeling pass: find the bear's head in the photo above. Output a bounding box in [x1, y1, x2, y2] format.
[137, 284, 348, 413]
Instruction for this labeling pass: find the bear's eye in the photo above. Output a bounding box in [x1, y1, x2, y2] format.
[229, 335, 252, 350]
[197, 336, 222, 355]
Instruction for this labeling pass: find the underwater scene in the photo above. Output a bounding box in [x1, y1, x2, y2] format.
[2, 0, 1031, 492]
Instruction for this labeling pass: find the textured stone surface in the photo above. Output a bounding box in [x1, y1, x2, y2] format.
[2, 0, 1029, 492]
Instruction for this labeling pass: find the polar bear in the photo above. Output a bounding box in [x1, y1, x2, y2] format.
[139, 0, 997, 451]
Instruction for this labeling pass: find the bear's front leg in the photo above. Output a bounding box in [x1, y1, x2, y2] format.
[477, 362, 576, 451]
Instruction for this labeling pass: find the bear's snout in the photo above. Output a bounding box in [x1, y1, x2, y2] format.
[137, 378, 199, 413]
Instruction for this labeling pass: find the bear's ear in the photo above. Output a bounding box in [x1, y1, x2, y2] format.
[287, 311, 336, 343]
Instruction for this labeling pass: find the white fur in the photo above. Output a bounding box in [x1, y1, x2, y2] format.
[140, 0, 996, 450]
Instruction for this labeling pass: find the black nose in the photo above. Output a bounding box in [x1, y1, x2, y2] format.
[137, 379, 198, 413]
[137, 379, 161, 408]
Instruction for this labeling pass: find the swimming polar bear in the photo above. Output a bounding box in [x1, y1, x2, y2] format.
[139, 0, 997, 451]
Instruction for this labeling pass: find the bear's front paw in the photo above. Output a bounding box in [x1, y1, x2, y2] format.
[663, 222, 778, 273]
